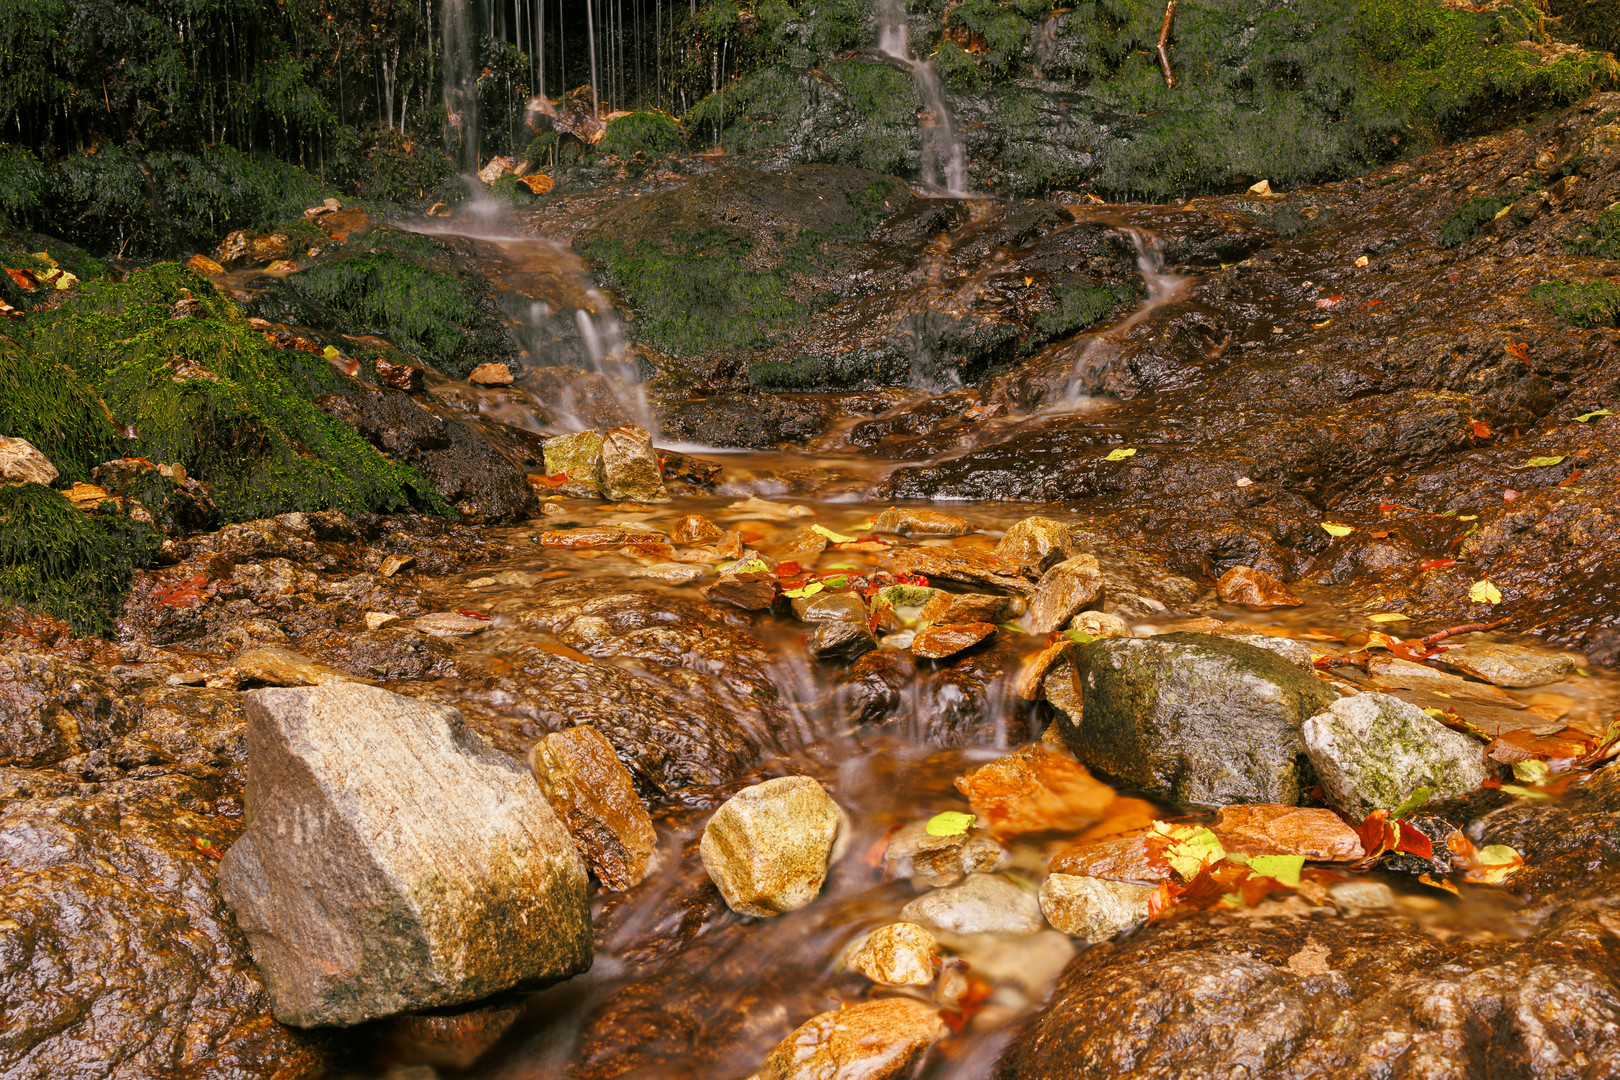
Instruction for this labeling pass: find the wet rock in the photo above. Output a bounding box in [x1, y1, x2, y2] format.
[627, 562, 705, 585]
[1439, 643, 1577, 688]
[810, 619, 879, 661]
[374, 356, 424, 392]
[912, 621, 996, 659]
[659, 393, 831, 448]
[1211, 804, 1365, 862]
[881, 547, 1035, 594]
[899, 872, 1044, 935]
[1215, 630, 1317, 670]
[1038, 874, 1156, 943]
[1060, 633, 1337, 806]
[884, 820, 1008, 888]
[1048, 835, 1168, 884]
[218, 684, 591, 1026]
[1068, 610, 1130, 638]
[954, 744, 1116, 839]
[701, 776, 846, 918]
[528, 724, 657, 891]
[705, 574, 778, 611]
[477, 155, 520, 184]
[1024, 554, 1104, 634]
[1364, 653, 1522, 707]
[1216, 565, 1303, 608]
[791, 590, 869, 624]
[672, 513, 723, 544]
[995, 516, 1083, 572]
[599, 425, 669, 503]
[233, 646, 369, 687]
[91, 457, 218, 535]
[872, 507, 974, 537]
[542, 430, 604, 496]
[406, 611, 492, 635]
[838, 647, 916, 726]
[845, 922, 939, 986]
[216, 230, 290, 267]
[0, 652, 117, 767]
[0, 435, 59, 486]
[467, 362, 514, 386]
[1327, 878, 1396, 912]
[186, 253, 226, 276]
[758, 997, 947, 1080]
[920, 591, 1026, 625]
[1302, 692, 1492, 820]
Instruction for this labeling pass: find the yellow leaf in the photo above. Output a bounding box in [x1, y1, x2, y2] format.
[782, 582, 824, 599]
[1321, 522, 1354, 537]
[1104, 447, 1137, 462]
[925, 811, 975, 837]
[1574, 409, 1612, 423]
[1368, 613, 1409, 623]
[1468, 579, 1502, 604]
[1514, 455, 1566, 468]
[1248, 854, 1304, 886]
[810, 524, 856, 544]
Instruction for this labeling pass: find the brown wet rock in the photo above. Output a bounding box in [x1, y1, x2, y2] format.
[672, 513, 723, 544]
[705, 574, 778, 611]
[1212, 804, 1365, 862]
[0, 652, 118, 768]
[791, 590, 869, 624]
[302, 626, 455, 681]
[599, 425, 669, 503]
[995, 901, 1620, 1080]
[911, 621, 996, 659]
[880, 547, 1035, 594]
[1048, 835, 1168, 884]
[529, 724, 658, 891]
[1364, 652, 1524, 707]
[233, 645, 371, 687]
[758, 997, 947, 1080]
[468, 361, 515, 385]
[955, 744, 1116, 840]
[845, 922, 940, 986]
[1024, 554, 1104, 633]
[1439, 643, 1578, 688]
[700, 776, 846, 917]
[810, 619, 879, 662]
[380, 997, 527, 1069]
[884, 819, 1008, 888]
[1216, 565, 1303, 608]
[919, 590, 1026, 625]
[1038, 873, 1156, 943]
[836, 647, 916, 726]
[542, 525, 667, 549]
[995, 516, 1084, 573]
[1472, 764, 1620, 908]
[872, 506, 974, 537]
[660, 393, 832, 448]
[374, 355, 424, 392]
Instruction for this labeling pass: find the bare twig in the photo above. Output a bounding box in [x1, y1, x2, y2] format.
[1420, 618, 1510, 647]
[1157, 1, 1178, 88]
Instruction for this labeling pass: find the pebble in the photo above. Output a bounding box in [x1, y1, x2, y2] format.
[756, 998, 947, 1080]
[1024, 554, 1104, 634]
[700, 776, 847, 917]
[899, 872, 1045, 935]
[844, 922, 939, 986]
[872, 507, 974, 537]
[1038, 873, 1156, 942]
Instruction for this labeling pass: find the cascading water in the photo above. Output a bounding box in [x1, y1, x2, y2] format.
[875, 0, 970, 197]
[442, 0, 481, 172]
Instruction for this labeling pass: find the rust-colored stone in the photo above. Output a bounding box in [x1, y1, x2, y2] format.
[672, 514, 723, 545]
[529, 724, 658, 891]
[1216, 566, 1303, 608]
[1211, 804, 1365, 862]
[955, 744, 1116, 839]
[1049, 835, 1170, 884]
[912, 621, 996, 659]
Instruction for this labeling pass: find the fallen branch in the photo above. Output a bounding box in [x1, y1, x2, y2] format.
[1420, 618, 1510, 647]
[1158, 1, 1178, 88]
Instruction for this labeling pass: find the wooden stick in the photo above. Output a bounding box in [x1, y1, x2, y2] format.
[1419, 618, 1510, 646]
[1158, 1, 1178, 88]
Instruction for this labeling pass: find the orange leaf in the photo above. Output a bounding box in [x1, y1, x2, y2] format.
[1471, 420, 1492, 439]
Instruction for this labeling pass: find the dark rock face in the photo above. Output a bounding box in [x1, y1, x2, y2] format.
[658, 394, 833, 449]
[994, 900, 1620, 1080]
[1060, 633, 1337, 806]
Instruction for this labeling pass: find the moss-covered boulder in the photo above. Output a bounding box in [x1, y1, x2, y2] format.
[1301, 692, 1492, 819]
[1059, 632, 1338, 806]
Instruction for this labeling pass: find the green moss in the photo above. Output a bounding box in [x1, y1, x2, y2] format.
[285, 249, 510, 380]
[26, 263, 447, 521]
[0, 334, 119, 482]
[1529, 279, 1620, 327]
[0, 482, 160, 637]
[947, 0, 1036, 80]
[1439, 197, 1512, 247]
[489, 174, 537, 208]
[747, 351, 903, 389]
[598, 112, 688, 157]
[0, 146, 48, 226]
[1034, 284, 1128, 339]
[1571, 208, 1620, 260]
[1539, 0, 1619, 57]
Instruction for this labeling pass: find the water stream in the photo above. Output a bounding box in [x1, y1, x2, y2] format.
[876, 0, 970, 197]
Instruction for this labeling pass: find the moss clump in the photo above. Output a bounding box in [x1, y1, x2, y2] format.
[26, 263, 446, 521]
[598, 113, 688, 157]
[945, 0, 1036, 81]
[0, 146, 48, 226]
[747, 351, 904, 390]
[1529, 279, 1620, 327]
[285, 249, 513, 380]
[1439, 196, 1513, 247]
[0, 483, 160, 637]
[0, 334, 120, 482]
[1034, 285, 1128, 339]
[1571, 208, 1620, 260]
[1542, 0, 1620, 55]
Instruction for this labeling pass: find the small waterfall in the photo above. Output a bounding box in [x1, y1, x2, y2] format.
[442, 0, 480, 172]
[875, 0, 969, 196]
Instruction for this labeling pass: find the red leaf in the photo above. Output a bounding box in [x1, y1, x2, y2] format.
[455, 609, 490, 620]
[775, 561, 804, 579]
[1315, 295, 1342, 308]
[190, 836, 225, 859]
[1470, 420, 1492, 439]
[1504, 341, 1529, 361]
[1394, 820, 1433, 859]
[1418, 558, 1458, 571]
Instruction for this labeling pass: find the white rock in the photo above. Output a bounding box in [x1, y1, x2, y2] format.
[700, 776, 847, 917]
[844, 922, 939, 986]
[1302, 692, 1492, 820]
[1038, 873, 1156, 942]
[0, 436, 59, 486]
[899, 872, 1044, 935]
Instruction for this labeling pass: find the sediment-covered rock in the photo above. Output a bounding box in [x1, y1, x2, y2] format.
[1302, 692, 1492, 819]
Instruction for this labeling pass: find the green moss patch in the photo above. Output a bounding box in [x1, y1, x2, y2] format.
[598, 113, 688, 157]
[1439, 197, 1513, 247]
[0, 334, 120, 483]
[0, 483, 160, 637]
[1572, 208, 1620, 261]
[1530, 279, 1620, 327]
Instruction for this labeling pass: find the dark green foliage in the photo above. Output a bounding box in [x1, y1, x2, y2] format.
[1034, 285, 1128, 339]
[1571, 208, 1620, 260]
[26, 263, 446, 521]
[0, 483, 160, 637]
[285, 249, 513, 380]
[1439, 197, 1512, 247]
[489, 174, 538, 208]
[946, 0, 1034, 79]
[1530, 280, 1620, 327]
[0, 334, 120, 482]
[598, 113, 689, 157]
[333, 131, 456, 204]
[0, 146, 47, 226]
[1543, 0, 1620, 55]
[582, 230, 804, 355]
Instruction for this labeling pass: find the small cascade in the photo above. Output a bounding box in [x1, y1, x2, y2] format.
[442, 0, 481, 173]
[875, 0, 970, 196]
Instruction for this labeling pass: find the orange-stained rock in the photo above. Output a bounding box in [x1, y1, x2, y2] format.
[1048, 835, 1169, 884]
[185, 253, 225, 276]
[1211, 804, 1365, 863]
[880, 546, 1035, 594]
[529, 724, 658, 890]
[540, 526, 666, 549]
[1067, 796, 1160, 846]
[1216, 566, 1303, 608]
[919, 591, 1025, 625]
[955, 744, 1116, 839]
[1017, 639, 1070, 700]
[518, 173, 554, 194]
[912, 621, 996, 659]
[468, 362, 514, 386]
[872, 506, 974, 537]
[758, 998, 948, 1080]
[672, 514, 724, 545]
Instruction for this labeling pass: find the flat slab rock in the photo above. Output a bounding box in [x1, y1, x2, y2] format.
[218, 683, 592, 1027]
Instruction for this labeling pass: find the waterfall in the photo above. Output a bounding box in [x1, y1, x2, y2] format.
[875, 0, 969, 197]
[442, 0, 480, 171]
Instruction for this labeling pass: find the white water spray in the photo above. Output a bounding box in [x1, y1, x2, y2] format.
[442, 0, 480, 173]
[875, 0, 970, 196]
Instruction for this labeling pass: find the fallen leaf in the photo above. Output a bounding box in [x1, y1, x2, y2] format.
[1514, 455, 1567, 468]
[1468, 580, 1503, 605]
[190, 836, 225, 859]
[1470, 420, 1492, 438]
[782, 582, 824, 599]
[1418, 558, 1458, 571]
[1504, 340, 1529, 360]
[1313, 317, 1333, 328]
[1315, 295, 1342, 308]
[1368, 613, 1410, 623]
[1389, 786, 1431, 819]
[810, 524, 857, 544]
[1246, 854, 1304, 887]
[1574, 409, 1612, 423]
[925, 811, 975, 837]
[1321, 523, 1354, 537]
[1104, 447, 1137, 462]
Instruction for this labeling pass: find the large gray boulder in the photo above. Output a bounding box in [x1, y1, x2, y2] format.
[1302, 692, 1493, 819]
[1059, 633, 1338, 807]
[218, 684, 592, 1027]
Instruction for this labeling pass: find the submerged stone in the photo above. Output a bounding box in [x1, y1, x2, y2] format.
[899, 872, 1044, 935]
[845, 922, 939, 986]
[1059, 633, 1338, 807]
[872, 506, 974, 537]
[1439, 643, 1578, 688]
[758, 998, 947, 1080]
[218, 683, 592, 1027]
